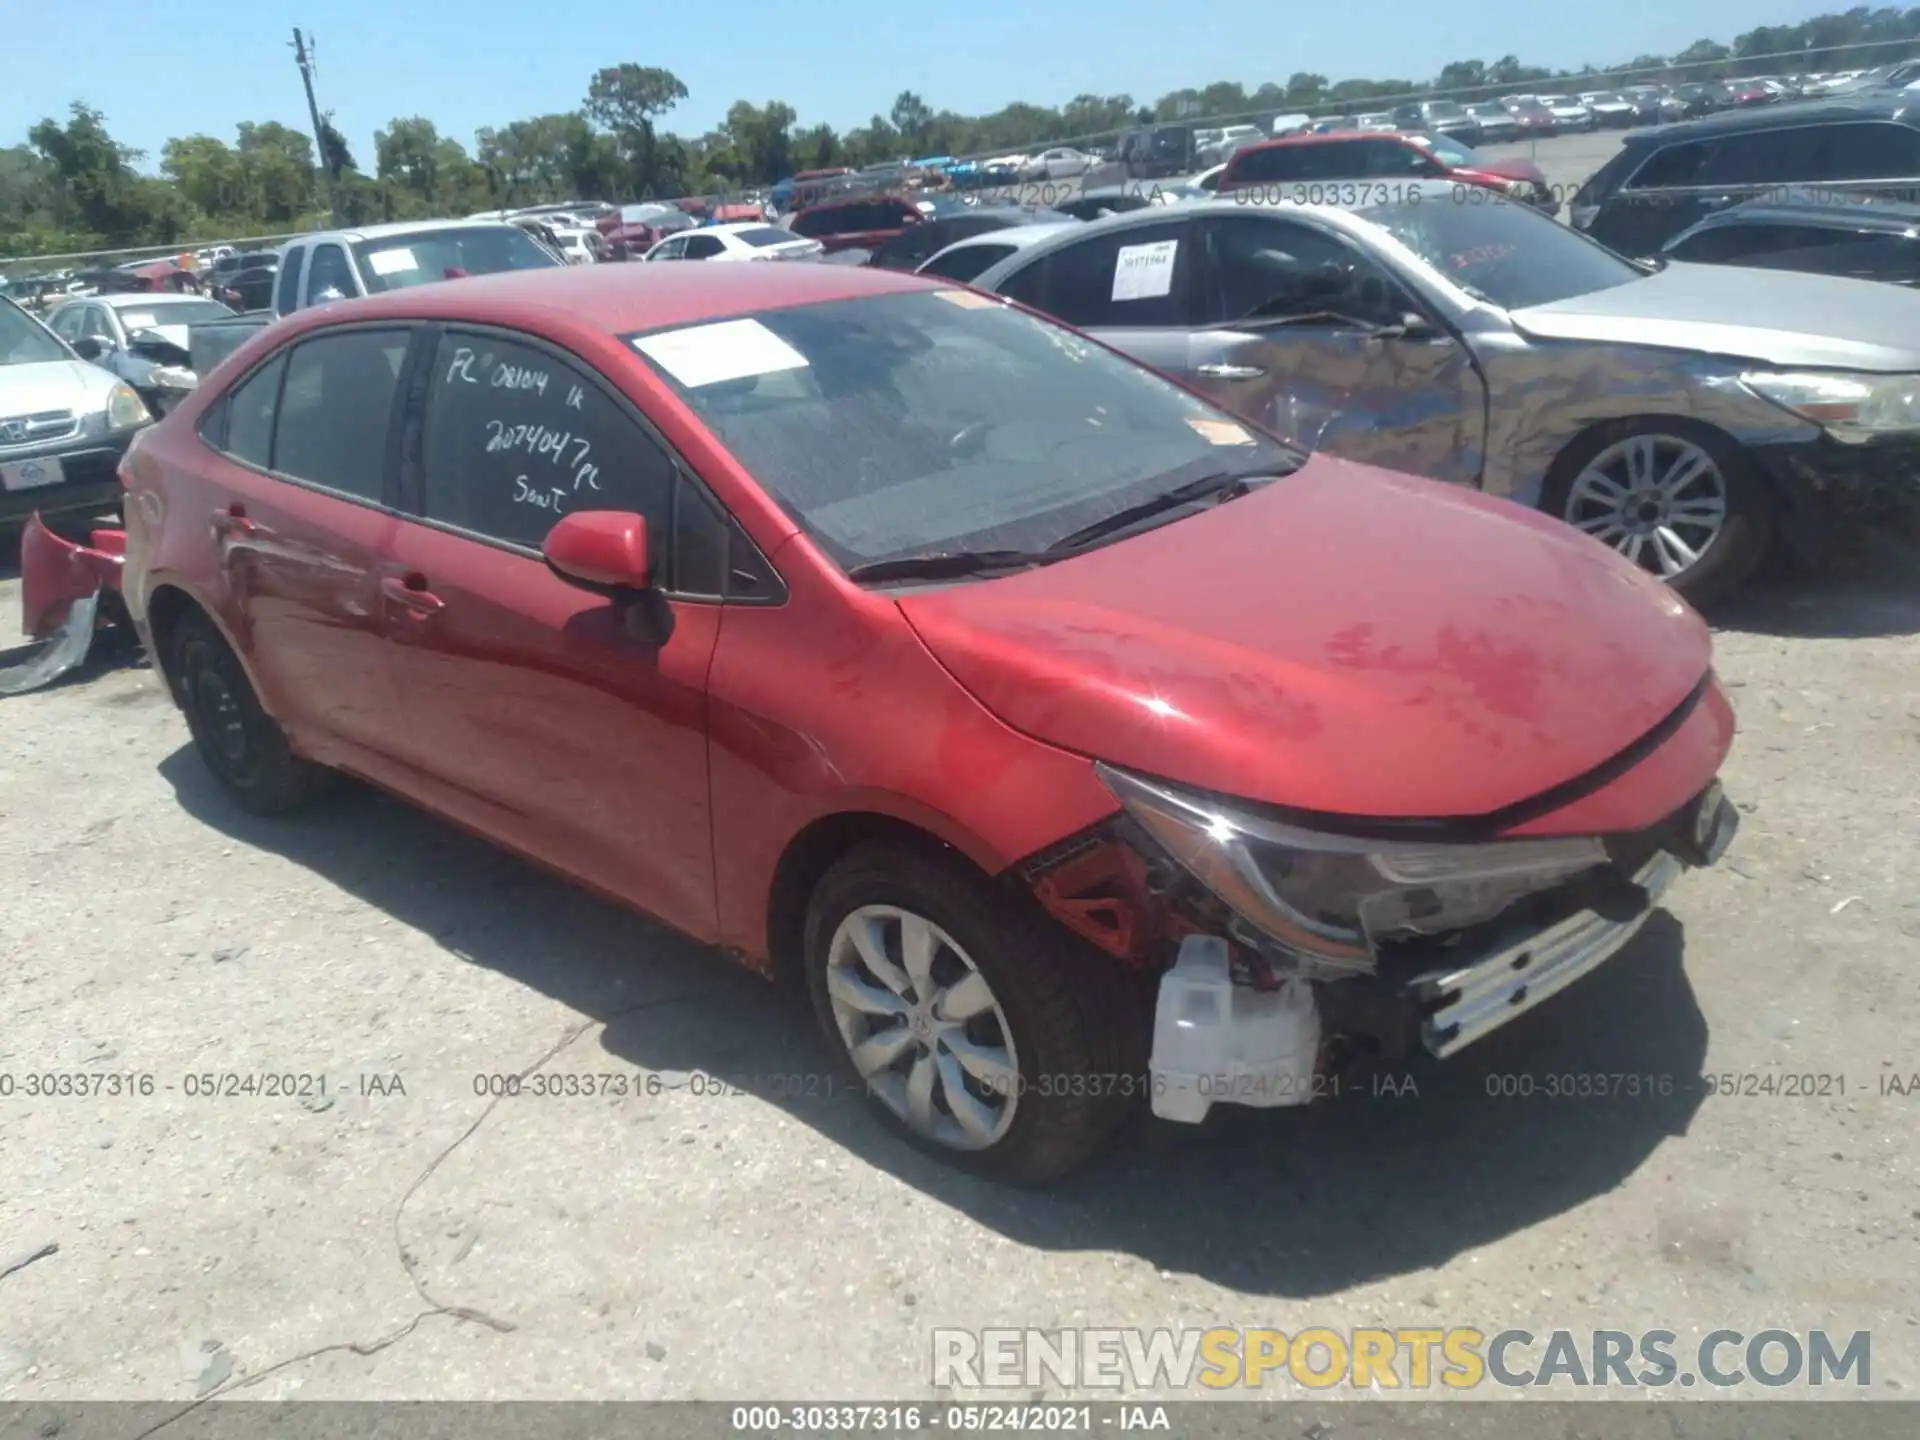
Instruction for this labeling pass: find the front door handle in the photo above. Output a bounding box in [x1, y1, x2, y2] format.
[1195, 362, 1267, 380]
[381, 572, 446, 615]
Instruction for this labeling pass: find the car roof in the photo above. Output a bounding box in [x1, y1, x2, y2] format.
[1690, 191, 1920, 231]
[928, 222, 1078, 255]
[705, 221, 789, 236]
[92, 292, 224, 308]
[1621, 94, 1920, 146]
[272, 257, 947, 338]
[296, 219, 517, 244]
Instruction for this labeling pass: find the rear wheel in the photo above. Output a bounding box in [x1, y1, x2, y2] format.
[170, 612, 332, 815]
[1543, 419, 1774, 606]
[803, 842, 1146, 1185]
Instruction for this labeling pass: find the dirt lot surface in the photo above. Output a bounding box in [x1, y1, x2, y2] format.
[3, 130, 1917, 1415]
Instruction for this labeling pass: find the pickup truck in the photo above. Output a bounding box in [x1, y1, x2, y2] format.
[176, 218, 569, 373]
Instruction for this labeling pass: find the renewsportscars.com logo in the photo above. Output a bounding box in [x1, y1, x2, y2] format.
[931, 1327, 1873, 1391]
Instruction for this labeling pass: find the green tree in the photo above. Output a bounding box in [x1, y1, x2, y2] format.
[584, 64, 689, 196]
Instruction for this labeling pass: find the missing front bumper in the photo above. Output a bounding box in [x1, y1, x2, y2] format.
[1412, 849, 1683, 1059]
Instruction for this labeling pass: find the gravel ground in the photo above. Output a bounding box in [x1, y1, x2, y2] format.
[2, 128, 1917, 1411]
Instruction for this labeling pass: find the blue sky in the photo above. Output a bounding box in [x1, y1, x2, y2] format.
[6, 1, 1833, 170]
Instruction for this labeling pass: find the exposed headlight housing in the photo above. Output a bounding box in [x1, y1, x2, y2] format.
[1741, 369, 1920, 442]
[147, 365, 198, 391]
[1097, 764, 1606, 973]
[106, 382, 151, 431]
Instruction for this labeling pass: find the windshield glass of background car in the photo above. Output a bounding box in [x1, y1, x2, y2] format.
[352, 227, 559, 293]
[1358, 194, 1640, 307]
[0, 299, 68, 365]
[626, 291, 1297, 572]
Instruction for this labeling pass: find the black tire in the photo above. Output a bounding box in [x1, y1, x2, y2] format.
[169, 611, 332, 815]
[1541, 417, 1775, 608]
[803, 841, 1148, 1186]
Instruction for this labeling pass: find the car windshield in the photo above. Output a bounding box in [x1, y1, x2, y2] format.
[1412, 133, 1481, 167]
[1358, 193, 1642, 308]
[119, 300, 236, 329]
[626, 290, 1300, 574]
[351, 226, 560, 293]
[0, 298, 67, 366]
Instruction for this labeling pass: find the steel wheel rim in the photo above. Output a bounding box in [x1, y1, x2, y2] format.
[1565, 433, 1729, 580]
[193, 665, 249, 766]
[825, 904, 1020, 1150]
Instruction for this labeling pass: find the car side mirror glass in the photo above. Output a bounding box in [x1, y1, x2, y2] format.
[73, 335, 111, 360]
[545, 510, 652, 591]
[1394, 311, 1437, 339]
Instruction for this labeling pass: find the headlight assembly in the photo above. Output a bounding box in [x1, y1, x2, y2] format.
[106, 383, 151, 431]
[1742, 369, 1920, 442]
[1097, 764, 1606, 971]
[146, 365, 198, 391]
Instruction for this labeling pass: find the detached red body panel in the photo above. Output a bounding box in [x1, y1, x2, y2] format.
[20, 513, 125, 640]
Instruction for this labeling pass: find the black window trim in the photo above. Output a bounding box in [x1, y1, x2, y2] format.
[1620, 119, 1920, 195]
[399, 320, 787, 607]
[193, 319, 416, 514]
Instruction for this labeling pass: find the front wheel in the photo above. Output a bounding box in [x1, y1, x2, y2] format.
[1542, 420, 1774, 606]
[803, 842, 1146, 1185]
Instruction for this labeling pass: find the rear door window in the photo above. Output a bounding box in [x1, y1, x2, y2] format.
[996, 219, 1196, 328]
[682, 234, 725, 259]
[217, 353, 287, 470]
[417, 330, 675, 565]
[269, 328, 412, 500]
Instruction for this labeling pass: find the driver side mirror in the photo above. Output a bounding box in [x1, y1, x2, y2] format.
[545, 511, 651, 591]
[72, 335, 113, 361]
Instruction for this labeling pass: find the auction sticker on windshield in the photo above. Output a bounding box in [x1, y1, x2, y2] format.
[1112, 240, 1178, 302]
[1187, 418, 1255, 446]
[933, 288, 999, 310]
[633, 318, 811, 389]
[366, 248, 417, 276]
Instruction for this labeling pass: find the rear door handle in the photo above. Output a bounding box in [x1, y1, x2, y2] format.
[211, 505, 258, 537]
[1195, 362, 1267, 380]
[381, 572, 446, 614]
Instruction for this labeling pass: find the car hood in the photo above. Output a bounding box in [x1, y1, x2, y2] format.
[897, 456, 1710, 820]
[1, 358, 116, 414]
[1510, 262, 1920, 371]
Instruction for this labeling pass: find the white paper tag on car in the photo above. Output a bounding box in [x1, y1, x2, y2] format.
[366, 248, 417, 276]
[633, 318, 810, 388]
[1112, 240, 1178, 302]
[0, 456, 65, 491]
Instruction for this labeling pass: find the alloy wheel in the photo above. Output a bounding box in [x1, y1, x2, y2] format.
[824, 904, 1020, 1150]
[1564, 433, 1729, 580]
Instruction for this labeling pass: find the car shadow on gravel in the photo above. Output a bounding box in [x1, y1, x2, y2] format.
[160, 746, 1709, 1301]
[1709, 529, 1920, 639]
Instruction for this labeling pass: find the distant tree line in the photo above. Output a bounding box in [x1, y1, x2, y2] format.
[4, 7, 1919, 260]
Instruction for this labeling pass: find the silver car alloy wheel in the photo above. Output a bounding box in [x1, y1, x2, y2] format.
[1564, 433, 1729, 580]
[824, 904, 1020, 1150]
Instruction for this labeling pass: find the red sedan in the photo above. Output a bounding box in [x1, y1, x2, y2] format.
[107, 263, 1737, 1181]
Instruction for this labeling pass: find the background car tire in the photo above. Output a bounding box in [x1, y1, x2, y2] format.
[803, 840, 1148, 1185]
[1542, 417, 1774, 607]
[170, 612, 332, 815]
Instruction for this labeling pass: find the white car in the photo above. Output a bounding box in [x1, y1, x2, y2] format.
[1535, 94, 1596, 130]
[1269, 113, 1312, 136]
[1577, 92, 1638, 127]
[1022, 147, 1095, 180]
[913, 222, 1077, 285]
[643, 223, 824, 263]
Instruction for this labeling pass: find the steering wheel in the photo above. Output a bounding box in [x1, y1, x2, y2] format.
[949, 420, 992, 458]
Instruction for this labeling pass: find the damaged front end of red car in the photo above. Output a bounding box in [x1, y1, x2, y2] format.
[1, 514, 131, 696]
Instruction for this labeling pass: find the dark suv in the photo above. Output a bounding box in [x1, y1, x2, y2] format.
[1117, 124, 1197, 180]
[1570, 98, 1920, 256]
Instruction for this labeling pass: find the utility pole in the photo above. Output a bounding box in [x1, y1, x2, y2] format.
[290, 28, 338, 225]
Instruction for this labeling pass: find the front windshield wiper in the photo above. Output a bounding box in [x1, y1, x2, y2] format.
[844, 548, 1051, 584]
[1044, 466, 1278, 555]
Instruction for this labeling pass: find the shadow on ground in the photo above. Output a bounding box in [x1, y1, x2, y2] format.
[161, 747, 1709, 1299]
[1710, 528, 1920, 640]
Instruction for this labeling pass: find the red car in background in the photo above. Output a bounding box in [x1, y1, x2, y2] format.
[784, 193, 935, 252]
[1219, 131, 1558, 212]
[87, 263, 1735, 1183]
[1504, 98, 1561, 137]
